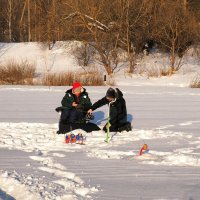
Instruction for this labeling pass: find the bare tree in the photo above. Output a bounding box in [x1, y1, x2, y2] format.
[0, 0, 199, 76]
[154, 0, 199, 73]
[61, 0, 121, 75]
[1, 0, 17, 42]
[7, 0, 12, 41]
[72, 42, 95, 69]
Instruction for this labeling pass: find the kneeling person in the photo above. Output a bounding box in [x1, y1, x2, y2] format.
[88, 88, 132, 132]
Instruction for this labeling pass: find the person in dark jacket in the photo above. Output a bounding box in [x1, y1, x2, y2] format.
[56, 82, 100, 133]
[88, 88, 132, 132]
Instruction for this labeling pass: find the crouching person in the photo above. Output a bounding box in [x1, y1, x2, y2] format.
[56, 82, 100, 133]
[88, 88, 132, 132]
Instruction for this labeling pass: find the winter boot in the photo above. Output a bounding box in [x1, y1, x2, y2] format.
[118, 122, 132, 132]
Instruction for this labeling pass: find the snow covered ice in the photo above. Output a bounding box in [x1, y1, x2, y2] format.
[0, 85, 200, 200]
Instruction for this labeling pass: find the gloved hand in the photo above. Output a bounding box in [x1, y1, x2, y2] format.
[85, 113, 94, 121]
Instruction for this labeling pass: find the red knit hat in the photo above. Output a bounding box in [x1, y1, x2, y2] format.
[72, 82, 82, 90]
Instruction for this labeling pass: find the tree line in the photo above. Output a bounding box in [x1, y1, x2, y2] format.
[0, 0, 200, 74]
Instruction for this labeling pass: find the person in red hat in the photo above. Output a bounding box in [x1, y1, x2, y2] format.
[56, 82, 100, 133]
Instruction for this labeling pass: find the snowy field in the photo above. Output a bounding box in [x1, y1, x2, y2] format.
[0, 85, 200, 200]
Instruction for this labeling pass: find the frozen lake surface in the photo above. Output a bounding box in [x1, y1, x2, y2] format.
[0, 85, 200, 200]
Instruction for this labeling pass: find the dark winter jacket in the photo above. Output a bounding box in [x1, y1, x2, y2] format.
[57, 88, 92, 113]
[91, 88, 127, 126]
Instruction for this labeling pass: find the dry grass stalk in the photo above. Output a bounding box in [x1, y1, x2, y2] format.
[42, 70, 105, 86]
[0, 60, 36, 85]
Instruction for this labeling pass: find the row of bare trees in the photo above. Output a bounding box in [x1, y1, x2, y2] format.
[0, 0, 200, 74]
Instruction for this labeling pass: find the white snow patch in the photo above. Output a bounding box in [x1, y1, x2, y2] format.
[55, 194, 77, 200]
[0, 122, 194, 166]
[39, 167, 84, 185]
[136, 150, 200, 167]
[87, 149, 134, 159]
[0, 172, 42, 200]
[30, 156, 66, 170]
[52, 153, 66, 158]
[179, 122, 192, 126]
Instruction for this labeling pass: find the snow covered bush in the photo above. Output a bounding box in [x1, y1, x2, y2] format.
[72, 42, 95, 68]
[135, 59, 172, 78]
[190, 73, 200, 88]
[0, 59, 36, 85]
[145, 66, 171, 78]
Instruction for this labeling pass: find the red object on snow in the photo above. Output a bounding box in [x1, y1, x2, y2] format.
[139, 144, 148, 156]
